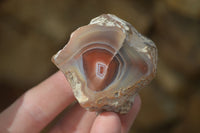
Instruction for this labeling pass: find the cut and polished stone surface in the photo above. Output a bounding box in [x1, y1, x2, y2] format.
[52, 14, 157, 114]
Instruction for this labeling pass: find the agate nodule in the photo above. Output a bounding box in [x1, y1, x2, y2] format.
[52, 14, 157, 114]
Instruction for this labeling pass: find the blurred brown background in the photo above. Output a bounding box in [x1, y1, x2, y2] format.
[0, 0, 200, 133]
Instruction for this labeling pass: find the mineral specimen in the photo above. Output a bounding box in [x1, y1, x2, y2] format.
[52, 14, 157, 114]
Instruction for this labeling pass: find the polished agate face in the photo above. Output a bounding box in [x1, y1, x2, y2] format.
[52, 14, 157, 114]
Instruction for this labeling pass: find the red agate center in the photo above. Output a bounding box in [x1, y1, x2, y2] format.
[82, 48, 119, 91]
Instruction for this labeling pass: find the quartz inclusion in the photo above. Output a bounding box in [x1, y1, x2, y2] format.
[52, 14, 157, 114]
